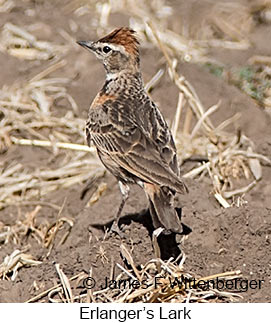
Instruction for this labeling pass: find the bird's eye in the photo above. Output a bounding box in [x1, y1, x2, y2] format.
[102, 46, 111, 53]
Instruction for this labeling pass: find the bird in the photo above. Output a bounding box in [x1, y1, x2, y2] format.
[77, 27, 188, 236]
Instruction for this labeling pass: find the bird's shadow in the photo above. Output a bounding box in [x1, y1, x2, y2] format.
[90, 207, 192, 260]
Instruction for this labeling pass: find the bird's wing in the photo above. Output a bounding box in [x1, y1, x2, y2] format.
[135, 99, 180, 175]
[86, 98, 188, 194]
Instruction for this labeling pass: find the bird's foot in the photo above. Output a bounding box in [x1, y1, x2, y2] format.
[109, 220, 124, 239]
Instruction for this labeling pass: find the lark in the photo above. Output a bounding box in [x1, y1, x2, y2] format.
[77, 28, 188, 235]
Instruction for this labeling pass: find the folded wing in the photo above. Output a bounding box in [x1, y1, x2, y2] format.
[86, 97, 188, 194]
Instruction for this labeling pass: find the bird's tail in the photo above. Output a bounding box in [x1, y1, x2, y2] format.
[144, 183, 183, 234]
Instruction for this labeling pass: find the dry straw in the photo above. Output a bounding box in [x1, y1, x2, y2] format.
[25, 243, 242, 303]
[0, 248, 42, 281]
[144, 21, 270, 207]
[1, 0, 270, 303]
[0, 58, 103, 208]
[0, 23, 68, 60]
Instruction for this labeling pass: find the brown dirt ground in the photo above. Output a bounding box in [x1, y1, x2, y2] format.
[0, 0, 271, 302]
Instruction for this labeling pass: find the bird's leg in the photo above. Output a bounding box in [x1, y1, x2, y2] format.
[110, 181, 130, 237]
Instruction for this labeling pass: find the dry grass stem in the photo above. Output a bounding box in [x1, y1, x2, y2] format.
[144, 22, 269, 206]
[190, 101, 220, 139]
[26, 272, 86, 303]
[0, 23, 68, 60]
[90, 248, 242, 303]
[172, 93, 184, 141]
[23, 244, 242, 303]
[87, 182, 107, 206]
[45, 207, 74, 255]
[0, 204, 74, 254]
[0, 0, 14, 12]
[0, 156, 103, 208]
[11, 137, 94, 153]
[55, 263, 74, 303]
[145, 68, 165, 93]
[248, 55, 271, 65]
[0, 60, 103, 207]
[147, 22, 215, 133]
[120, 244, 141, 281]
[0, 249, 42, 280]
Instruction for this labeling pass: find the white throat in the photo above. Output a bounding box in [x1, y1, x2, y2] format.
[106, 72, 119, 80]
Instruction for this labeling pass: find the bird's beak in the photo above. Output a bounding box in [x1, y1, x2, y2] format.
[77, 40, 95, 51]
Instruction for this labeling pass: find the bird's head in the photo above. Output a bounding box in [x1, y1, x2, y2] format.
[77, 27, 140, 77]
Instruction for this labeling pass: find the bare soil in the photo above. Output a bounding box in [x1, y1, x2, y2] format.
[0, 0, 270, 302]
